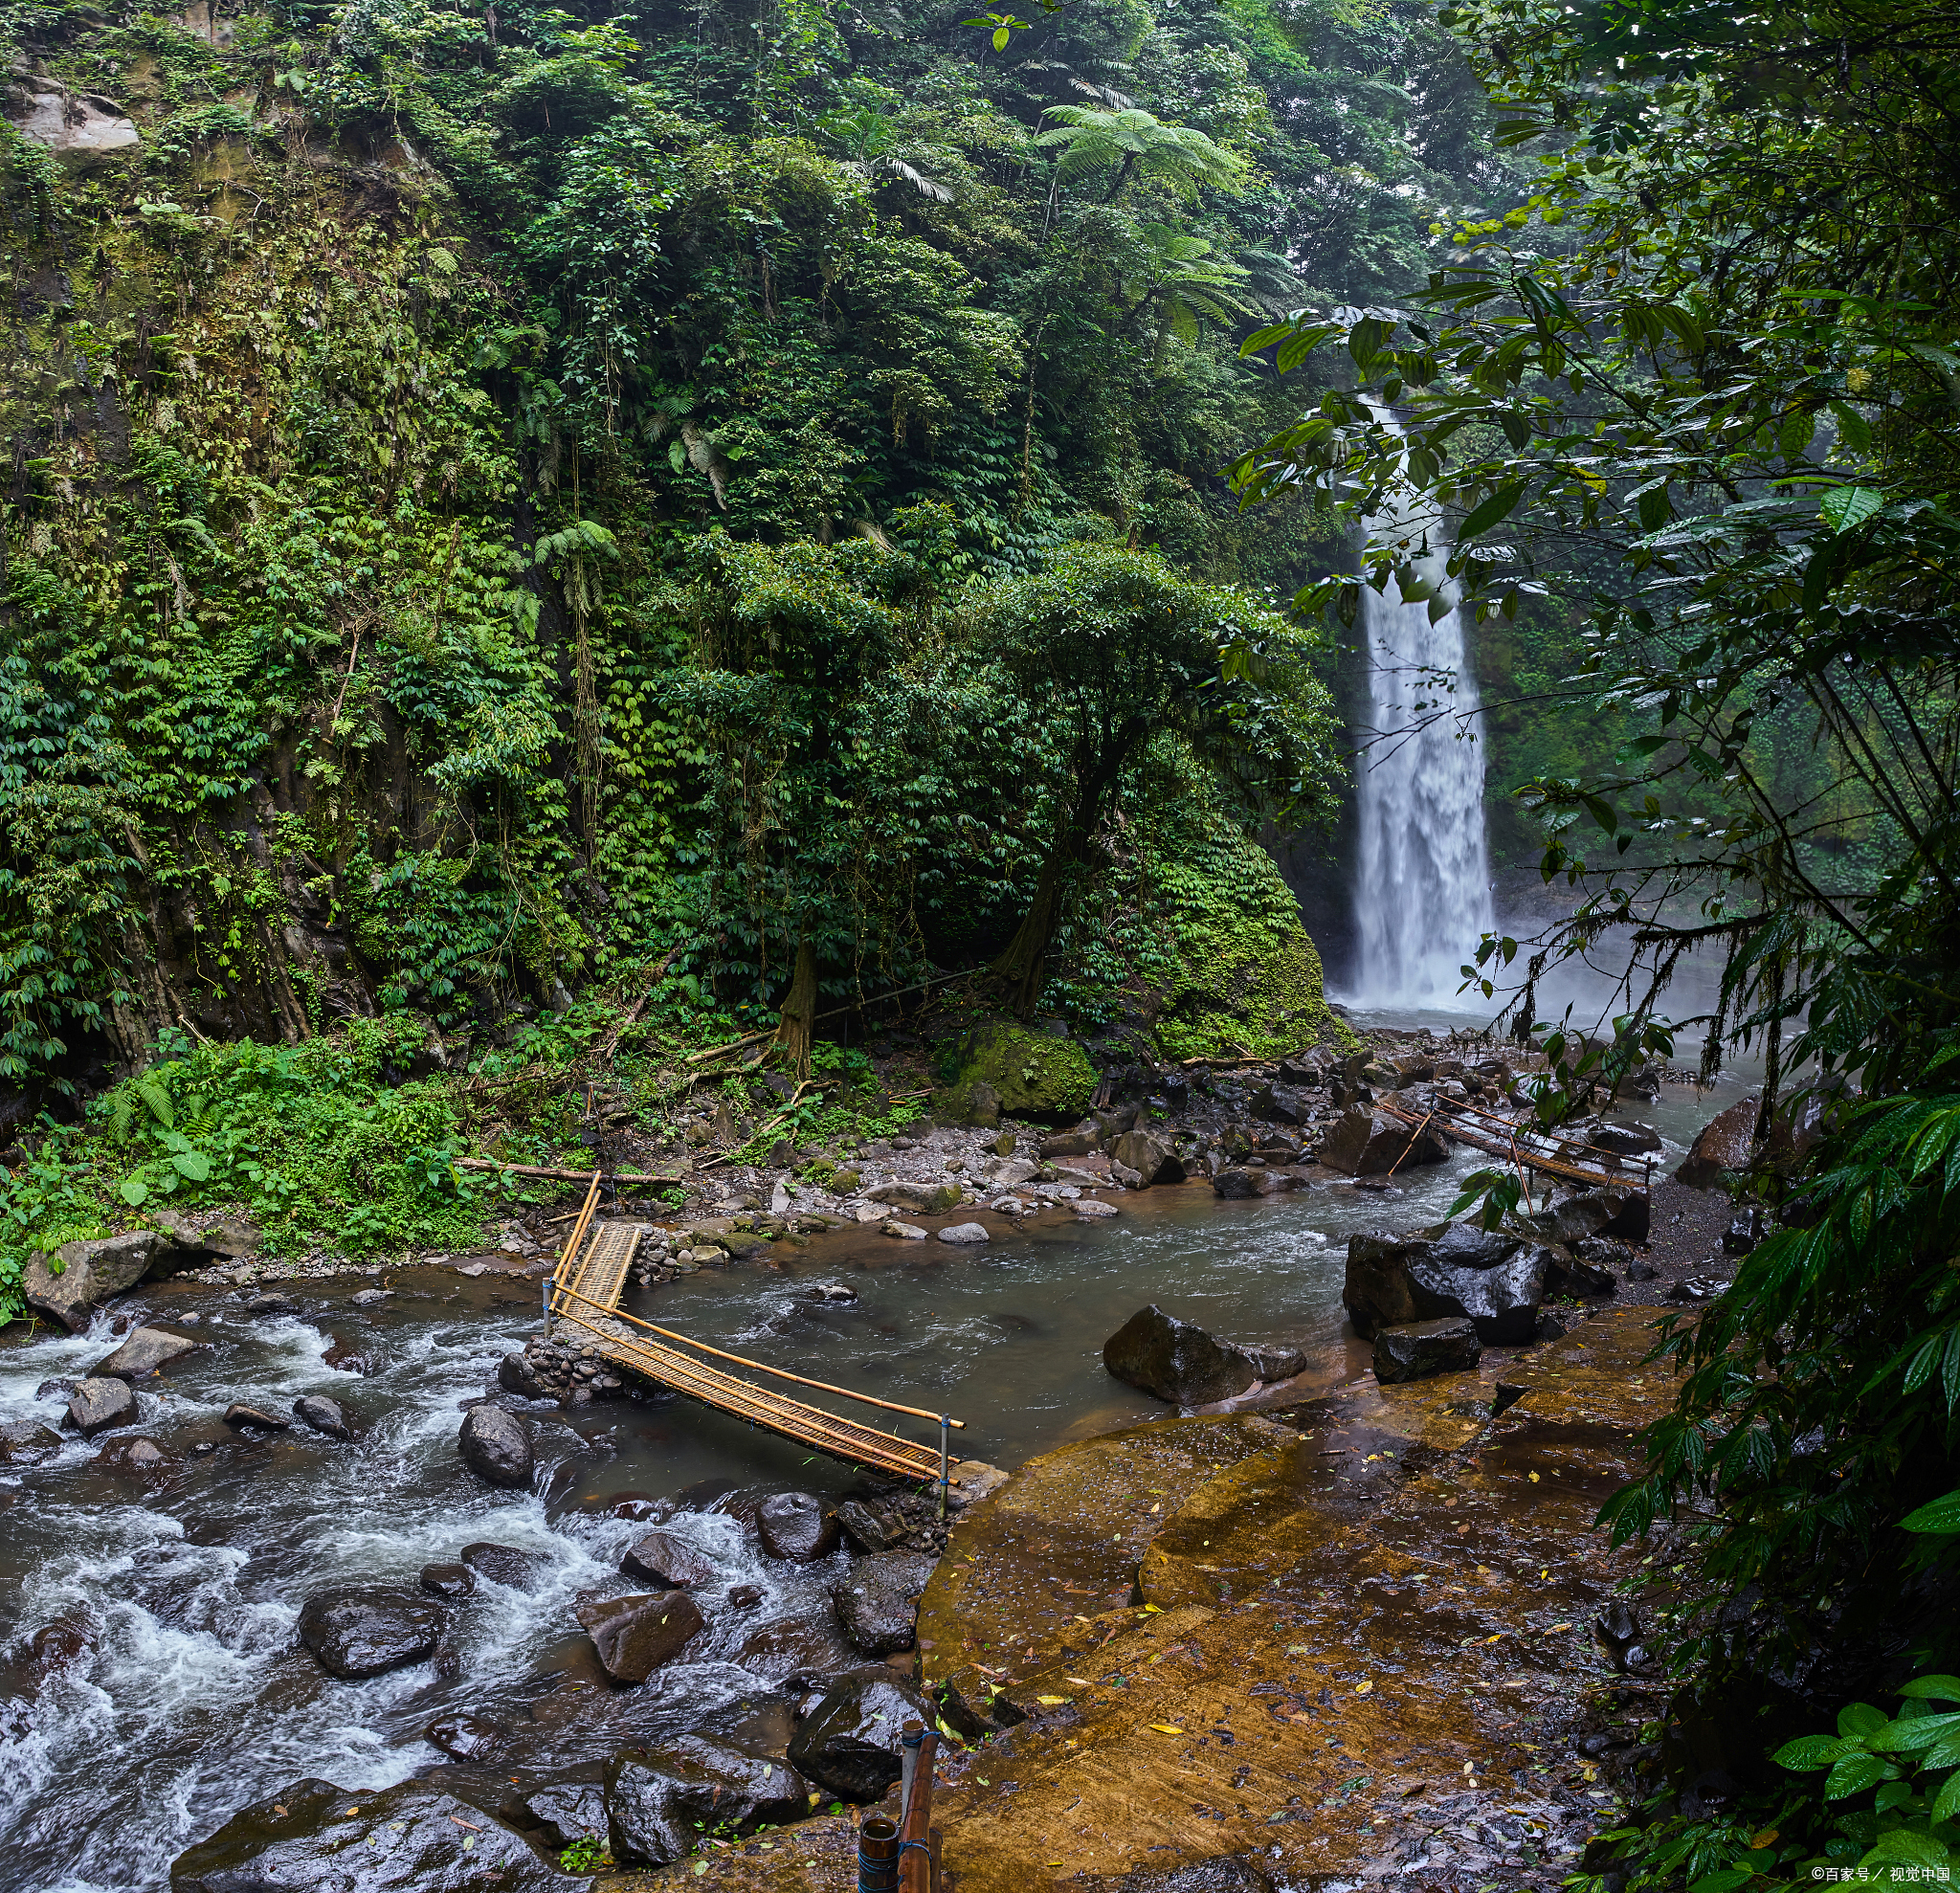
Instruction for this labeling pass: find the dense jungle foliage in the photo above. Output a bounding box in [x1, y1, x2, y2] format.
[0, 0, 1542, 1121]
[1235, 0, 1960, 1877]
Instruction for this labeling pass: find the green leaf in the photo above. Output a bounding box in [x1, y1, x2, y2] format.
[1860, 1829, 1956, 1873]
[1902, 1493, 1960, 1536]
[1841, 1703, 1892, 1740]
[119, 1175, 149, 1206]
[1900, 1677, 1960, 1702]
[1825, 1751, 1897, 1798]
[169, 1149, 212, 1183]
[1819, 485, 1884, 533]
[1686, 1871, 1752, 1893]
[1933, 1773, 1960, 1824]
[1774, 1735, 1851, 1771]
[1459, 479, 1527, 537]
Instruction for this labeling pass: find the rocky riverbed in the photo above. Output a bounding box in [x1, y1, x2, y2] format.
[0, 1032, 1766, 1892]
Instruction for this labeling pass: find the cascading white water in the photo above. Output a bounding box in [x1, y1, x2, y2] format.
[1348, 449, 1496, 1007]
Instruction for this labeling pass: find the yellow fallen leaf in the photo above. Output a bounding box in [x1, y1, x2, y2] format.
[1485, 1635, 1502, 1644]
[1036, 1694, 1070, 1705]
[1150, 1724, 1187, 1734]
[1354, 1680, 1373, 1694]
[1143, 1604, 1162, 1614]
[1527, 1471, 1540, 1482]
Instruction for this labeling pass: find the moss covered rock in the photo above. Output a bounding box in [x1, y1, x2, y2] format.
[949, 1024, 1096, 1122]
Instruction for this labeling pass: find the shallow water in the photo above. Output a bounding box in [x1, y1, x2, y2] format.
[0, 1084, 1733, 1892]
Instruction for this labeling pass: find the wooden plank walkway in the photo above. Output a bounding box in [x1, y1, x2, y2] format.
[546, 1182, 953, 1488]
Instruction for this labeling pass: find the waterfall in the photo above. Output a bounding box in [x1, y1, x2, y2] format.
[1348, 455, 1496, 1007]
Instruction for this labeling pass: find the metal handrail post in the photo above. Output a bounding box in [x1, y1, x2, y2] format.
[938, 1416, 950, 1522]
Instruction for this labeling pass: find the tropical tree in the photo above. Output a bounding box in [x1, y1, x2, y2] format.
[1035, 104, 1247, 202]
[973, 545, 1339, 1013]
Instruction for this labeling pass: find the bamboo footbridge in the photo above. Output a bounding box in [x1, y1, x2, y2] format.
[1375, 1096, 1656, 1201]
[543, 1176, 964, 1500]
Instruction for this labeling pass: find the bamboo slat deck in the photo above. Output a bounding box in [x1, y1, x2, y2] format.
[1377, 1096, 1653, 1195]
[546, 1187, 949, 1486]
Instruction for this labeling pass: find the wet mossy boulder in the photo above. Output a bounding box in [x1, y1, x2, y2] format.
[947, 1023, 1096, 1123]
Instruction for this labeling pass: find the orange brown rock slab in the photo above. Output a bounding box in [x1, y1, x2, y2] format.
[635, 1309, 1676, 1891]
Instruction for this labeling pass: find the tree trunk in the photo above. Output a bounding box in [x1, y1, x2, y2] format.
[773, 935, 817, 1078]
[989, 851, 1068, 1018]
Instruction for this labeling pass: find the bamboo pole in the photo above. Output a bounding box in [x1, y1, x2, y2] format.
[899, 1725, 940, 1893]
[548, 1305, 949, 1482]
[549, 1281, 966, 1429]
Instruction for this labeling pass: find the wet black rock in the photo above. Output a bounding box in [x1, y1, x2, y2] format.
[726, 1583, 765, 1609]
[426, 1710, 509, 1761]
[1317, 1107, 1447, 1176]
[420, 1562, 476, 1600]
[21, 1617, 96, 1690]
[1545, 1252, 1619, 1298]
[1532, 1185, 1650, 1245]
[1724, 1208, 1767, 1256]
[1591, 1120, 1662, 1157]
[223, 1402, 292, 1432]
[296, 1587, 447, 1679]
[499, 1351, 550, 1399]
[457, 1405, 534, 1489]
[1596, 1601, 1640, 1644]
[168, 1775, 584, 1892]
[66, 1376, 138, 1437]
[735, 1606, 858, 1681]
[605, 1736, 813, 1865]
[520, 1770, 610, 1849]
[620, 1528, 716, 1590]
[1244, 1342, 1306, 1383]
[90, 1326, 206, 1380]
[95, 1435, 179, 1477]
[1372, 1317, 1482, 1384]
[756, 1491, 840, 1562]
[0, 1419, 62, 1465]
[35, 1377, 77, 1402]
[461, 1542, 545, 1591]
[834, 1491, 946, 1556]
[1249, 1083, 1313, 1126]
[1626, 1257, 1659, 1281]
[575, 1592, 703, 1683]
[935, 1663, 1023, 1739]
[831, 1549, 937, 1658]
[1102, 1304, 1257, 1404]
[293, 1393, 356, 1439]
[245, 1291, 302, 1316]
[787, 1665, 935, 1800]
[1670, 1275, 1728, 1303]
[1343, 1224, 1548, 1345]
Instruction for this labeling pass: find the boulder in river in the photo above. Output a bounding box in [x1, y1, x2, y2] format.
[65, 1375, 138, 1436]
[788, 1665, 935, 1800]
[1317, 1106, 1448, 1176]
[95, 1435, 178, 1477]
[292, 1393, 357, 1439]
[1244, 1342, 1307, 1383]
[619, 1528, 717, 1589]
[1109, 1129, 1185, 1186]
[322, 1333, 383, 1375]
[576, 1592, 703, 1683]
[457, 1405, 533, 1488]
[425, 1710, 509, 1761]
[1530, 1185, 1649, 1245]
[1372, 1317, 1482, 1384]
[936, 1220, 990, 1244]
[831, 1549, 937, 1657]
[1344, 1223, 1548, 1345]
[168, 1775, 584, 1893]
[90, 1325, 205, 1380]
[498, 1351, 550, 1399]
[223, 1402, 292, 1432]
[419, 1562, 476, 1600]
[1102, 1304, 1258, 1404]
[22, 1231, 180, 1331]
[605, 1736, 813, 1865]
[1676, 1094, 1761, 1188]
[0, 1419, 62, 1465]
[756, 1491, 839, 1562]
[1590, 1119, 1662, 1157]
[460, 1541, 546, 1591]
[296, 1586, 447, 1679]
